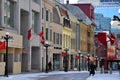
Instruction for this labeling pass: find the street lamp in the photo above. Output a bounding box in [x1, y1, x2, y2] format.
[87, 54, 90, 71]
[78, 51, 81, 71]
[64, 48, 69, 72]
[1, 32, 13, 77]
[81, 54, 84, 71]
[95, 56, 98, 69]
[44, 41, 51, 73]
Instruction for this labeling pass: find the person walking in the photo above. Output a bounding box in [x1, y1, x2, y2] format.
[118, 63, 120, 75]
[48, 61, 52, 72]
[89, 62, 96, 76]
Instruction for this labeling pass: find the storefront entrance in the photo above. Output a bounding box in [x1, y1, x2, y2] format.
[53, 54, 60, 70]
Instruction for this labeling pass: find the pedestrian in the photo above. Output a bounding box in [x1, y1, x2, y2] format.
[48, 61, 52, 71]
[89, 62, 96, 76]
[118, 63, 120, 75]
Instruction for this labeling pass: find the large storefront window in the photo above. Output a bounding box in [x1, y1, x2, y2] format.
[53, 54, 60, 70]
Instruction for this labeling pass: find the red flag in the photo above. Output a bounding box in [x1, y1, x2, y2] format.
[108, 55, 115, 60]
[40, 39, 45, 45]
[41, 36, 44, 40]
[98, 32, 107, 47]
[110, 34, 115, 39]
[108, 34, 115, 45]
[93, 59, 97, 63]
[84, 57, 88, 62]
[61, 52, 66, 57]
[27, 28, 32, 40]
[38, 31, 45, 45]
[38, 31, 44, 37]
[0, 41, 6, 50]
[75, 54, 80, 60]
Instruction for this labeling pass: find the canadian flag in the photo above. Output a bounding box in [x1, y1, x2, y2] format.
[93, 59, 97, 63]
[38, 31, 44, 37]
[27, 28, 32, 40]
[38, 31, 45, 45]
[84, 57, 88, 62]
[108, 55, 115, 60]
[75, 54, 80, 60]
[0, 41, 6, 50]
[107, 34, 115, 45]
[61, 52, 66, 57]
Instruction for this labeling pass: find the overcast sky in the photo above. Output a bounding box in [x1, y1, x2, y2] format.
[64, 0, 78, 4]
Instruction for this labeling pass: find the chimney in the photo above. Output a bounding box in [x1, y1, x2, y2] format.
[66, 0, 69, 4]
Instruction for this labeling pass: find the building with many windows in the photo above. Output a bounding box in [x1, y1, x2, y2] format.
[0, 0, 95, 75]
[100, 0, 120, 2]
[0, 0, 23, 75]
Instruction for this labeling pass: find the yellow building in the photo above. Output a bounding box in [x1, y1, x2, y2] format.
[79, 22, 88, 55]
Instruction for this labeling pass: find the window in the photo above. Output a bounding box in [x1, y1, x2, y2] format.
[63, 18, 70, 28]
[42, 8, 44, 19]
[4, 0, 15, 27]
[14, 54, 21, 62]
[32, 11, 38, 33]
[4, 0, 10, 27]
[32, 0, 39, 4]
[100, 0, 120, 2]
[50, 12, 53, 23]
[0, 54, 4, 62]
[46, 28, 48, 40]
[56, 33, 59, 44]
[60, 34, 62, 45]
[50, 29, 52, 41]
[46, 10, 49, 21]
[53, 32, 55, 44]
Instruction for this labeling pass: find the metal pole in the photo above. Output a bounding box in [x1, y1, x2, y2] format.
[88, 56, 90, 71]
[96, 57, 98, 68]
[64, 49, 68, 72]
[4, 36, 8, 77]
[79, 53, 80, 71]
[82, 56, 84, 70]
[104, 48, 108, 73]
[46, 46, 48, 73]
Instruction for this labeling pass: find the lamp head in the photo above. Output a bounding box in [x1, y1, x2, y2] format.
[87, 54, 90, 57]
[45, 41, 49, 45]
[78, 51, 81, 54]
[6, 32, 9, 36]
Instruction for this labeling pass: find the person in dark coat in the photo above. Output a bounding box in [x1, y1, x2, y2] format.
[118, 63, 120, 75]
[89, 62, 96, 76]
[48, 61, 52, 71]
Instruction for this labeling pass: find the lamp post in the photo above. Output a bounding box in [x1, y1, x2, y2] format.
[44, 41, 50, 73]
[95, 56, 98, 69]
[87, 54, 90, 71]
[78, 51, 81, 71]
[81, 54, 84, 71]
[64, 48, 69, 72]
[1, 32, 13, 77]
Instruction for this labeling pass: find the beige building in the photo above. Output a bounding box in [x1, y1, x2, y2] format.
[0, 0, 43, 75]
[0, 0, 23, 75]
[0, 0, 95, 75]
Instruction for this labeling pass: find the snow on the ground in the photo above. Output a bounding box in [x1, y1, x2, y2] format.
[0, 71, 87, 80]
[87, 72, 120, 80]
[0, 71, 120, 80]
